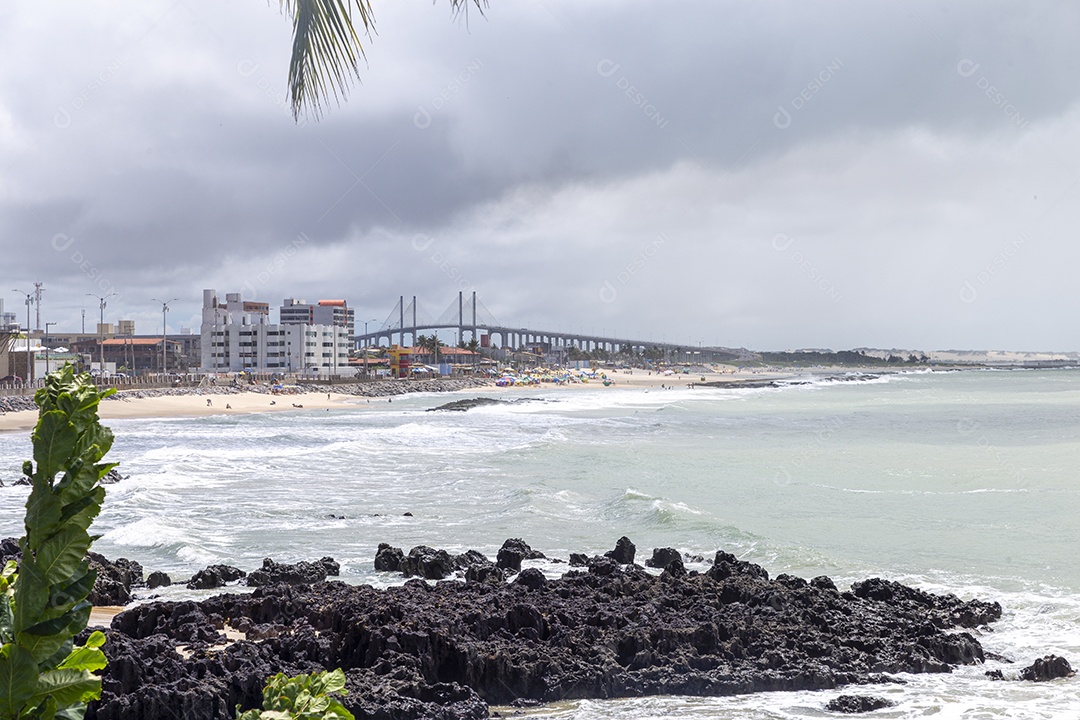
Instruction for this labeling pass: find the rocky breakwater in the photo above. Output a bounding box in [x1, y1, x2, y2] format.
[320, 377, 494, 399]
[0, 394, 38, 413]
[86, 538, 1019, 720]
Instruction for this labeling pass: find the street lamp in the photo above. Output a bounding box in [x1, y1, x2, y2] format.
[363, 318, 378, 379]
[86, 293, 116, 379]
[12, 289, 33, 384]
[44, 322, 57, 375]
[151, 298, 177, 375]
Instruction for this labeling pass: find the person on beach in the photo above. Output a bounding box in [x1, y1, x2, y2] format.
[206, 398, 212, 407]
[226, 403, 232, 409]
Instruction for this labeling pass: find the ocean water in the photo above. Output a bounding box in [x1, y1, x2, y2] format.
[1, 368, 1078, 718]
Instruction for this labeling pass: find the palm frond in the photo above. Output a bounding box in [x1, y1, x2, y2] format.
[281, 0, 488, 121]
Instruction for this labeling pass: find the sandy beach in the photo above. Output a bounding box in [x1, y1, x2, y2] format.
[0, 390, 364, 434]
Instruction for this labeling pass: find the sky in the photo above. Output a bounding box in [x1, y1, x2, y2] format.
[1, 1, 1078, 352]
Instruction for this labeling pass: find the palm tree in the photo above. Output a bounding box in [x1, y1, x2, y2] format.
[280, 0, 487, 119]
[416, 334, 444, 365]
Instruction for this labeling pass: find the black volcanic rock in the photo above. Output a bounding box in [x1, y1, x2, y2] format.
[146, 571, 172, 589]
[514, 567, 548, 591]
[811, 575, 839, 592]
[87, 552, 143, 606]
[401, 546, 457, 580]
[318, 557, 340, 576]
[245, 558, 328, 586]
[88, 547, 1005, 720]
[1018, 655, 1075, 681]
[605, 536, 636, 564]
[0, 537, 21, 564]
[454, 550, 490, 570]
[646, 547, 682, 568]
[850, 577, 1001, 628]
[374, 543, 404, 572]
[826, 694, 894, 713]
[427, 397, 506, 412]
[186, 564, 246, 590]
[660, 555, 686, 577]
[497, 538, 542, 572]
[708, 550, 769, 583]
[465, 563, 505, 585]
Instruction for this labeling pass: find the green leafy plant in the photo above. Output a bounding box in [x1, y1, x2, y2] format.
[0, 365, 113, 719]
[237, 669, 354, 720]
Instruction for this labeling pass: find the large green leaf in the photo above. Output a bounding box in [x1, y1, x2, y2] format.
[24, 484, 63, 548]
[0, 594, 15, 645]
[30, 667, 102, 708]
[12, 557, 49, 635]
[39, 637, 73, 676]
[35, 526, 90, 586]
[38, 567, 96, 625]
[55, 702, 89, 720]
[32, 411, 78, 483]
[58, 633, 106, 673]
[0, 644, 39, 718]
[57, 489, 104, 534]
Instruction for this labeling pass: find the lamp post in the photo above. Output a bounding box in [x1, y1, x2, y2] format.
[363, 318, 377, 379]
[12, 289, 33, 384]
[86, 293, 116, 379]
[151, 298, 177, 375]
[44, 322, 56, 375]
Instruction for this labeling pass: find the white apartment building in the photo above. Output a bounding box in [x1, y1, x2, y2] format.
[199, 289, 350, 375]
[280, 298, 355, 337]
[0, 299, 19, 333]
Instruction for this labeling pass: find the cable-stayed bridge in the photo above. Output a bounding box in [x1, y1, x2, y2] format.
[355, 292, 747, 360]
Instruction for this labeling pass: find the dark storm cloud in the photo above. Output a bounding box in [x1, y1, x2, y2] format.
[2, 1, 1079, 348]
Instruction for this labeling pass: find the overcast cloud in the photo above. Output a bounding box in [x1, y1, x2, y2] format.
[1, 1, 1078, 351]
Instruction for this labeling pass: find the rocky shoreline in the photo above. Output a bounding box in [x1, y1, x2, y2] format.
[4, 536, 1073, 718]
[10, 537, 1059, 720]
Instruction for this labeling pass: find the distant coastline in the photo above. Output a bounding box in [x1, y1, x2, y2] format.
[3, 363, 1076, 434]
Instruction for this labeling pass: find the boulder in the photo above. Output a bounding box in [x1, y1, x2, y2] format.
[825, 695, 894, 713]
[87, 552, 144, 606]
[604, 536, 636, 564]
[568, 552, 589, 567]
[401, 546, 457, 580]
[465, 564, 505, 585]
[645, 547, 681, 569]
[659, 555, 685, 578]
[496, 538, 546, 573]
[1019, 655, 1075, 681]
[514, 568, 547, 591]
[374, 543, 404, 572]
[186, 564, 246, 590]
[707, 550, 769, 582]
[146, 571, 172, 589]
[245, 558, 328, 586]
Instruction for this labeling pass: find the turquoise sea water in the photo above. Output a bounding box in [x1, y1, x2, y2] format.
[1, 368, 1078, 718]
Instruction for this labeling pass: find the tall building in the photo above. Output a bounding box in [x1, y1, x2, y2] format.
[280, 298, 355, 337]
[0, 299, 19, 333]
[200, 289, 349, 374]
